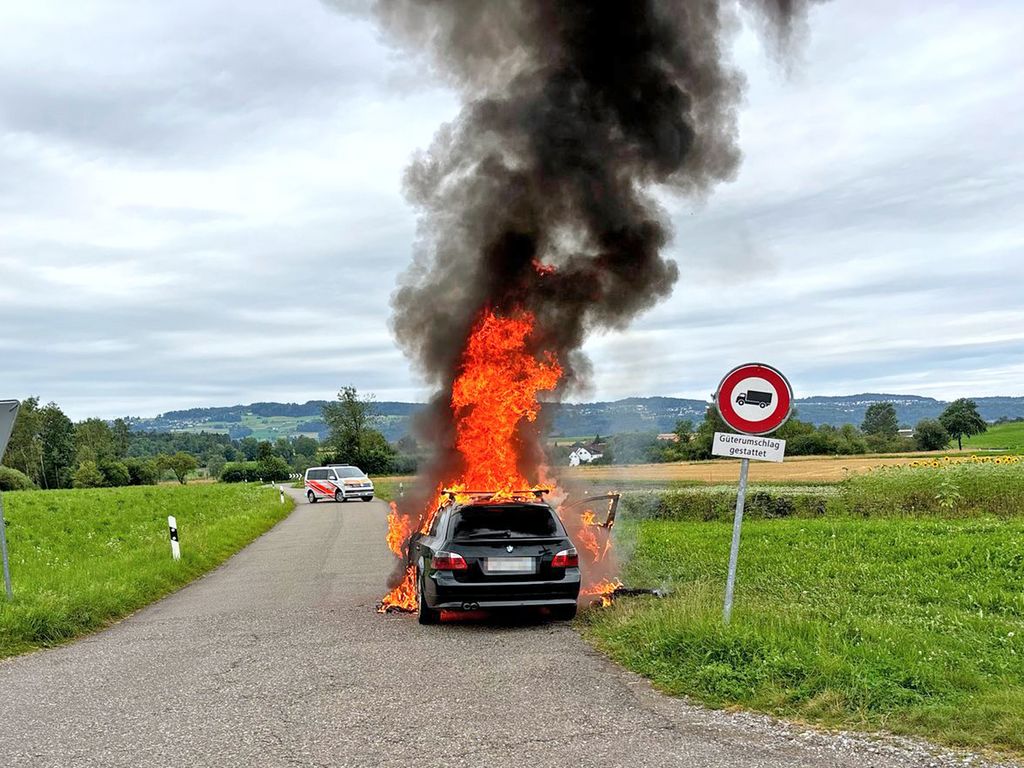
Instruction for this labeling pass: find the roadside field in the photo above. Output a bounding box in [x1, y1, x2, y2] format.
[562, 455, 934, 486]
[963, 421, 1024, 452]
[583, 517, 1024, 755]
[0, 484, 292, 658]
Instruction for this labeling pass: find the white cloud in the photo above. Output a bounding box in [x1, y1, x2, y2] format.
[0, 0, 1022, 419]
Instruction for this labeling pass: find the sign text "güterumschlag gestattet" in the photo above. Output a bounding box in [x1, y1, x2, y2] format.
[711, 432, 786, 463]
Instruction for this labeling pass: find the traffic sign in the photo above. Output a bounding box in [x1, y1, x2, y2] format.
[715, 363, 793, 436]
[0, 400, 18, 457]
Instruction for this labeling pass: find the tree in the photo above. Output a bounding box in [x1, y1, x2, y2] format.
[204, 449, 227, 479]
[2, 396, 42, 485]
[322, 386, 395, 472]
[73, 460, 106, 489]
[99, 460, 131, 487]
[914, 419, 949, 451]
[323, 386, 374, 463]
[111, 418, 131, 459]
[124, 458, 160, 486]
[861, 402, 899, 439]
[939, 398, 987, 450]
[75, 418, 116, 465]
[256, 455, 291, 482]
[159, 452, 198, 485]
[39, 404, 76, 489]
[673, 419, 694, 443]
[293, 435, 319, 460]
[273, 438, 294, 462]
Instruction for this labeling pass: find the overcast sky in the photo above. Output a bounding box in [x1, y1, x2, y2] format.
[1, 1, 1022, 420]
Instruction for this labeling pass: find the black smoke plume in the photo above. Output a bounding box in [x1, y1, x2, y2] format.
[372, 0, 815, 550]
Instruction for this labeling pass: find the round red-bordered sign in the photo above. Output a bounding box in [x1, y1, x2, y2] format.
[715, 363, 793, 435]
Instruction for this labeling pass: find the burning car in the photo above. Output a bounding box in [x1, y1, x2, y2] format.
[407, 490, 581, 624]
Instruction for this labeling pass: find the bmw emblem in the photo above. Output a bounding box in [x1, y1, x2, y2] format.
[505, 544, 514, 553]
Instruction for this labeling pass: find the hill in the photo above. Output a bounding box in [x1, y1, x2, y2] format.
[131, 394, 1024, 442]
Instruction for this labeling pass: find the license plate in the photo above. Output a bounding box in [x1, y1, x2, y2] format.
[484, 557, 534, 574]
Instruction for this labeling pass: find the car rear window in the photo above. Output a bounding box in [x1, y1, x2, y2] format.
[450, 505, 560, 539]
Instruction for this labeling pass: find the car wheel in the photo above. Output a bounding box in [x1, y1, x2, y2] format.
[417, 569, 440, 625]
[307, 491, 317, 504]
[335, 490, 344, 503]
[361, 496, 373, 502]
[551, 604, 577, 621]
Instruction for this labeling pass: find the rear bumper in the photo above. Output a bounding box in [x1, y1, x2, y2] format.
[427, 570, 581, 609]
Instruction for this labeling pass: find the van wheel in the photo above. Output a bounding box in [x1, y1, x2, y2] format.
[361, 496, 373, 502]
[307, 491, 317, 504]
[417, 570, 440, 625]
[335, 490, 345, 503]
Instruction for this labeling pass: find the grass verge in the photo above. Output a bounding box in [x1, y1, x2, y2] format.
[0, 483, 292, 658]
[582, 517, 1024, 754]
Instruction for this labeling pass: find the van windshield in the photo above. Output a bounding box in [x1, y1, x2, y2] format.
[332, 467, 365, 478]
[450, 505, 560, 539]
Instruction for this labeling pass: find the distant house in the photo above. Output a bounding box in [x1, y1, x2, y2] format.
[898, 428, 915, 439]
[656, 433, 680, 442]
[568, 441, 604, 467]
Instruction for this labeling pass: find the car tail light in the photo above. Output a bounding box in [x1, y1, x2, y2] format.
[551, 548, 579, 568]
[432, 551, 468, 570]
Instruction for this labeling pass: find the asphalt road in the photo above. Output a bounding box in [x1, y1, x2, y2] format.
[0, 489, 1012, 768]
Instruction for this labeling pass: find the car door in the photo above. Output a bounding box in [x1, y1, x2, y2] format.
[411, 507, 447, 569]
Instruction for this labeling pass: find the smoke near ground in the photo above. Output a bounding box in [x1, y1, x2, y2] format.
[370, 0, 816, 546]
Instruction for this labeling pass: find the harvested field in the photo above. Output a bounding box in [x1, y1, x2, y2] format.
[561, 455, 936, 485]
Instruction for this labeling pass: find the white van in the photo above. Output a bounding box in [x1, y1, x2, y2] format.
[304, 465, 374, 503]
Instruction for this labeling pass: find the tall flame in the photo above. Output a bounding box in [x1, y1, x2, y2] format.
[379, 309, 562, 612]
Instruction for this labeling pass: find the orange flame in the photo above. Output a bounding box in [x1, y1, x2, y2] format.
[379, 309, 563, 612]
[583, 577, 623, 607]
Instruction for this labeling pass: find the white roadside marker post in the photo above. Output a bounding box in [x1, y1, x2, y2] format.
[279, 485, 285, 504]
[168, 516, 181, 561]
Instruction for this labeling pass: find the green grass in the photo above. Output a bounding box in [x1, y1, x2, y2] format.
[0, 483, 292, 658]
[962, 421, 1024, 453]
[583, 517, 1024, 754]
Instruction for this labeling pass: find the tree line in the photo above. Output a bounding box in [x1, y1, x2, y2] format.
[550, 397, 990, 465]
[0, 388, 412, 491]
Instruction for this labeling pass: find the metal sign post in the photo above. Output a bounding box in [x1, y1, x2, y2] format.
[0, 399, 22, 599]
[722, 458, 749, 624]
[713, 365, 793, 625]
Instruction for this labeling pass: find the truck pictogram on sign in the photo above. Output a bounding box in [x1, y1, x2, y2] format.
[735, 390, 773, 408]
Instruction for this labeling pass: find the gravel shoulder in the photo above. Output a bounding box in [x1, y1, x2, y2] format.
[0, 487, 1016, 768]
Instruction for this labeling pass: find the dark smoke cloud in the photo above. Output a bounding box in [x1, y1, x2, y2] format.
[372, 0, 816, 533]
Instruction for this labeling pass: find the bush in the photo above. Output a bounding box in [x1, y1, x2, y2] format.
[621, 486, 835, 522]
[220, 462, 262, 483]
[0, 466, 35, 492]
[619, 457, 1024, 523]
[914, 419, 950, 451]
[256, 456, 291, 482]
[72, 461, 106, 489]
[98, 460, 131, 488]
[124, 458, 159, 486]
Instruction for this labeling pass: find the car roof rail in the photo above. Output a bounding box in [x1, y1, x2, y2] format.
[441, 488, 551, 502]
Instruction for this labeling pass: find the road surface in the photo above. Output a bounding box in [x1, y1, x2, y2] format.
[0, 490, 1011, 767]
